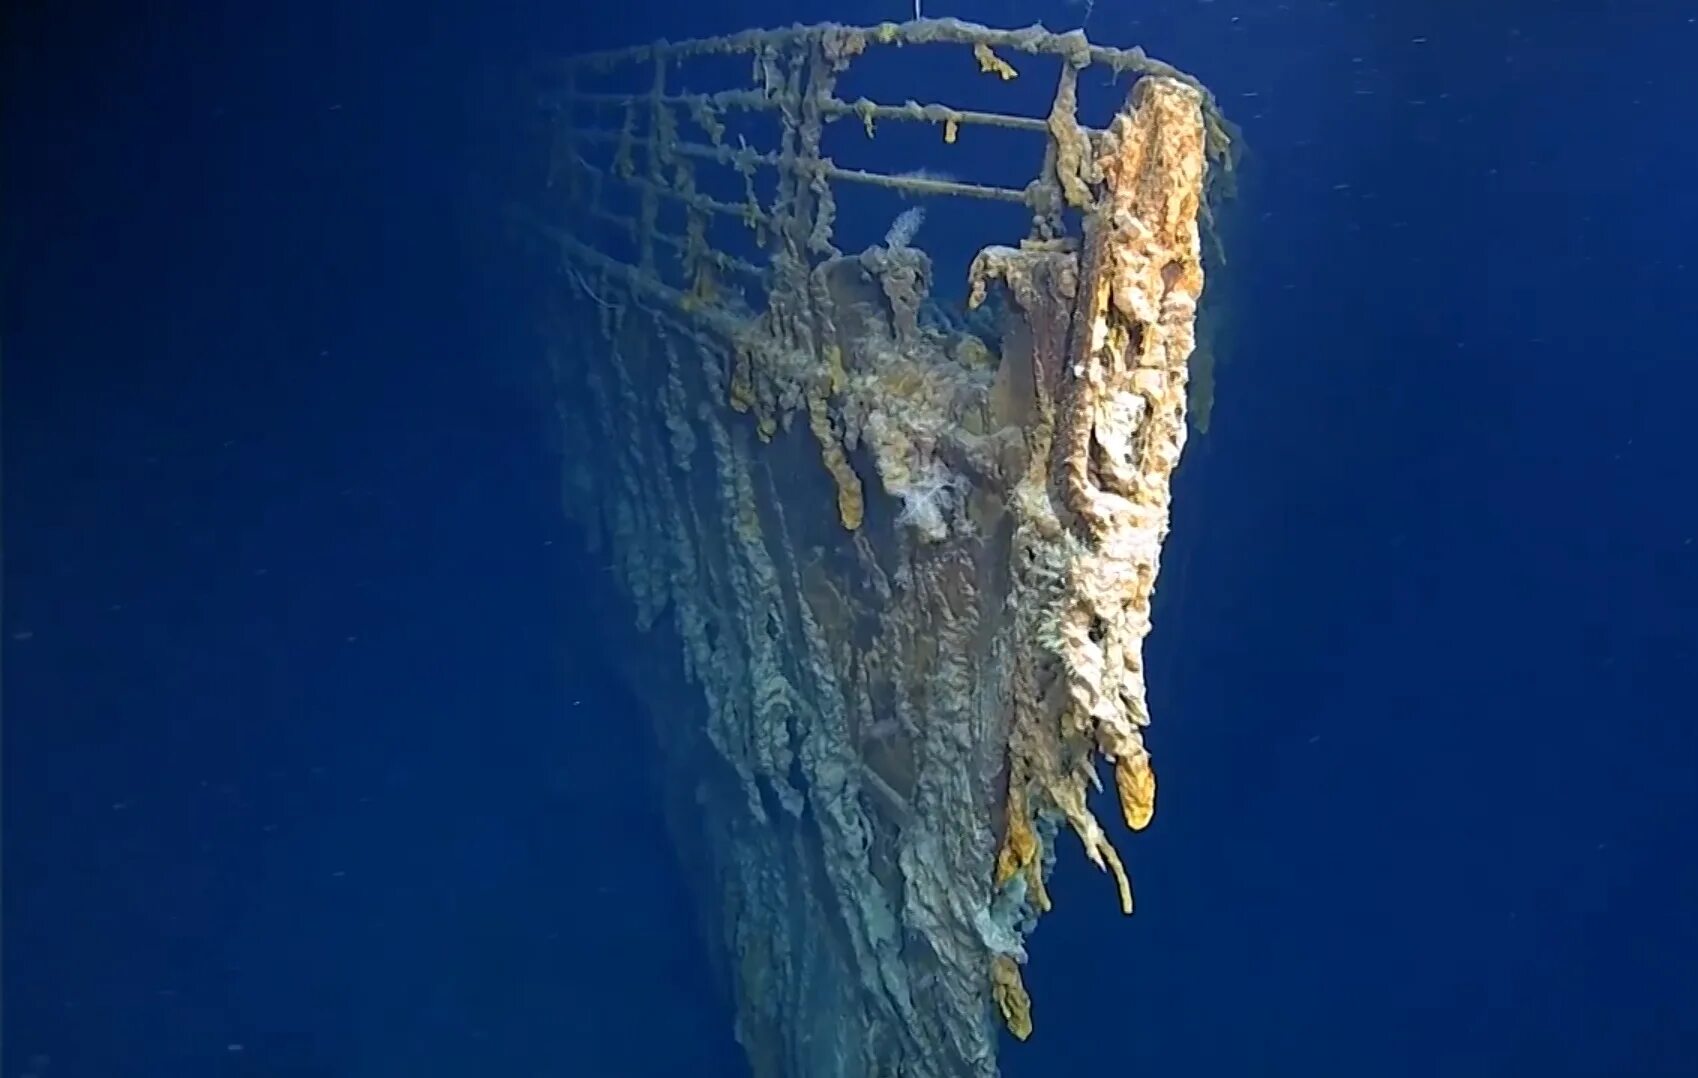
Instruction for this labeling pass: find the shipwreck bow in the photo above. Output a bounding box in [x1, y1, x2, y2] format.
[524, 18, 1230, 1076]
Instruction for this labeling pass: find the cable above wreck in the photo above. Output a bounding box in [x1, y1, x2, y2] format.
[524, 18, 1231, 1077]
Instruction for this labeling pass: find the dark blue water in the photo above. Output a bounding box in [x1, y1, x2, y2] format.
[6, 2, 1694, 1076]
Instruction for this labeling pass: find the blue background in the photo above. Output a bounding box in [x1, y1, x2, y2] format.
[5, 1, 1695, 1076]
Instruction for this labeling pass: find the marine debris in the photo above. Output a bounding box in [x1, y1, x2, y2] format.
[524, 18, 1230, 1077]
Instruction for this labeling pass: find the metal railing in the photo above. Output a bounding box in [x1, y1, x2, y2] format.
[533, 17, 1230, 334]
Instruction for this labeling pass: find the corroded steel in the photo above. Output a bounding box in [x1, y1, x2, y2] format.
[527, 18, 1230, 1078]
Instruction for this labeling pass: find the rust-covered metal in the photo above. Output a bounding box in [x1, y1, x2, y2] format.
[526, 18, 1229, 1078]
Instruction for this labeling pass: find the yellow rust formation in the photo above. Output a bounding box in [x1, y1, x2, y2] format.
[973, 42, 1020, 81]
[990, 955, 1033, 1041]
[808, 383, 865, 530]
[530, 18, 1227, 1076]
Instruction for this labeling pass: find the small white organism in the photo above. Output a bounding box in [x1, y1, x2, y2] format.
[884, 206, 926, 250]
[894, 458, 963, 542]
